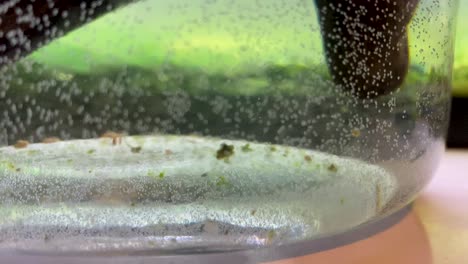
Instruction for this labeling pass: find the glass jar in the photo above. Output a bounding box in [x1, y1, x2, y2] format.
[0, 0, 458, 261]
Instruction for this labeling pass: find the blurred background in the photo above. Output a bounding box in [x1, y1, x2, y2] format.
[450, 0, 468, 148]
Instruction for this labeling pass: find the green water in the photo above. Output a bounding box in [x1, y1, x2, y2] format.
[27, 0, 453, 78]
[0, 0, 453, 255]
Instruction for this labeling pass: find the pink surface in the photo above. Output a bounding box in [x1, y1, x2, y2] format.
[267, 150, 468, 264]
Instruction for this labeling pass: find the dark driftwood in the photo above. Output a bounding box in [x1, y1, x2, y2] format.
[0, 0, 132, 63]
[314, 0, 420, 98]
[0, 0, 419, 98]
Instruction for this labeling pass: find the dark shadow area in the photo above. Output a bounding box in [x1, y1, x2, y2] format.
[447, 97, 468, 148]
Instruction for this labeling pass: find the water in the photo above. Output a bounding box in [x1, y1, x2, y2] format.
[0, 0, 454, 257]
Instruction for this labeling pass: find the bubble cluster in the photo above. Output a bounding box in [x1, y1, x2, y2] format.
[0, 0, 455, 256]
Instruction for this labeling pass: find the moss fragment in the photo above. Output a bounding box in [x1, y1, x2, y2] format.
[216, 143, 234, 161]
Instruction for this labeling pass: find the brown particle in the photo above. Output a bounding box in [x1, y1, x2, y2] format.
[304, 155, 312, 162]
[328, 164, 338, 172]
[351, 128, 361, 137]
[15, 168, 21, 172]
[100, 131, 122, 145]
[165, 149, 173, 155]
[42, 137, 61, 144]
[131, 146, 142, 153]
[216, 143, 234, 161]
[14, 140, 29, 149]
[250, 209, 257, 216]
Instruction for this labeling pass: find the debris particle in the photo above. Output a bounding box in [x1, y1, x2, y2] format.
[201, 173, 208, 177]
[165, 149, 173, 155]
[14, 140, 29, 149]
[328, 164, 338, 172]
[216, 175, 229, 186]
[42, 137, 61, 144]
[340, 198, 345, 205]
[216, 143, 234, 161]
[304, 155, 312, 162]
[87, 149, 96, 154]
[5, 162, 15, 170]
[131, 146, 142, 153]
[100, 131, 122, 145]
[241, 143, 252, 152]
[351, 128, 361, 137]
[250, 209, 257, 216]
[147, 170, 165, 179]
[270, 146, 277, 152]
[15, 168, 21, 172]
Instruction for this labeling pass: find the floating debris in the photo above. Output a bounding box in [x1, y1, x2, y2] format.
[351, 128, 361, 138]
[328, 164, 338, 172]
[250, 209, 257, 216]
[14, 140, 29, 149]
[131, 146, 142, 153]
[216, 175, 229, 186]
[270, 146, 277, 152]
[216, 143, 234, 161]
[304, 155, 312, 162]
[165, 149, 173, 155]
[100, 131, 123, 145]
[147, 170, 165, 179]
[87, 149, 96, 155]
[3, 162, 15, 171]
[241, 144, 253, 152]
